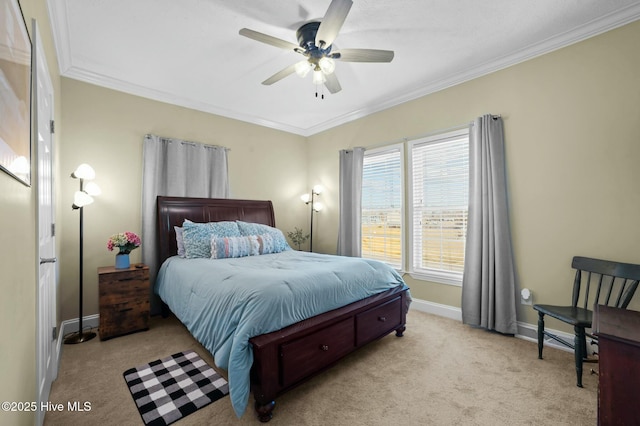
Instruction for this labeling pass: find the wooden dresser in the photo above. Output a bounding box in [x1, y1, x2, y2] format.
[593, 304, 640, 425]
[98, 264, 150, 340]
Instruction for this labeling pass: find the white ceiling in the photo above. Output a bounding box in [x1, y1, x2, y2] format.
[48, 0, 640, 136]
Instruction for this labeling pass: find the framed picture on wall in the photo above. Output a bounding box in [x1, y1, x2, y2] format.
[0, 0, 32, 186]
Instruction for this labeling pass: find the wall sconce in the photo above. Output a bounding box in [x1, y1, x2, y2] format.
[65, 163, 100, 344]
[301, 185, 323, 252]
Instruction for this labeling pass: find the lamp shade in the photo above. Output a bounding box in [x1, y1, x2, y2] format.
[72, 163, 96, 180]
[313, 202, 324, 212]
[318, 57, 335, 74]
[312, 69, 326, 85]
[84, 181, 101, 196]
[300, 193, 311, 203]
[73, 191, 94, 209]
[295, 60, 313, 78]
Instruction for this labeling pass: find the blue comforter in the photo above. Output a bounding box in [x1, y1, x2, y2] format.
[155, 250, 408, 417]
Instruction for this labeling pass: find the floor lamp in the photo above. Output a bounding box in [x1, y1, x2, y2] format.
[301, 185, 323, 252]
[64, 164, 101, 344]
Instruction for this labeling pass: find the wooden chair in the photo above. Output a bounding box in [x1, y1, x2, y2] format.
[533, 256, 640, 387]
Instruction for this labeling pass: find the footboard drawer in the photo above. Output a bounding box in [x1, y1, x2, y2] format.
[280, 317, 355, 388]
[355, 296, 402, 345]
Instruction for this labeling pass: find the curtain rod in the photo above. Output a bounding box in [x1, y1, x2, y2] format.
[144, 134, 230, 151]
[364, 114, 502, 150]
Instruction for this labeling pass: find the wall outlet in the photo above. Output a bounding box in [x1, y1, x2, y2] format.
[520, 288, 533, 305]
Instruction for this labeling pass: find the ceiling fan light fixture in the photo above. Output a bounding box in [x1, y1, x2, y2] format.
[312, 69, 326, 85]
[295, 60, 313, 78]
[318, 57, 335, 74]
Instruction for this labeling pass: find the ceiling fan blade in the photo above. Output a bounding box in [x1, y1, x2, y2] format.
[324, 72, 342, 94]
[315, 0, 353, 48]
[333, 48, 394, 63]
[261, 63, 298, 85]
[239, 28, 300, 52]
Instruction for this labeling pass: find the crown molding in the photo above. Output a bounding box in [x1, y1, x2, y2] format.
[50, 1, 640, 137]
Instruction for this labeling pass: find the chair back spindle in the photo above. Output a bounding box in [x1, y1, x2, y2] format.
[571, 256, 640, 310]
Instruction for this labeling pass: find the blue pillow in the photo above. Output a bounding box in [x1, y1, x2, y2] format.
[211, 235, 259, 259]
[182, 220, 242, 258]
[236, 221, 291, 252]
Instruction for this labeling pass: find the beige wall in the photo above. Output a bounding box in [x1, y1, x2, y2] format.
[307, 20, 640, 329]
[58, 79, 308, 321]
[0, 1, 62, 425]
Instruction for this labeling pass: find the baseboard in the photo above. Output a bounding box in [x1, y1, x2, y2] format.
[409, 298, 593, 355]
[60, 314, 100, 341]
[409, 298, 463, 321]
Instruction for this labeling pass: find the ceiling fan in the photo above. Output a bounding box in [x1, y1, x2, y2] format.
[239, 0, 394, 96]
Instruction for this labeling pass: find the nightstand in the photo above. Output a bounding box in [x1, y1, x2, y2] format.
[98, 264, 150, 340]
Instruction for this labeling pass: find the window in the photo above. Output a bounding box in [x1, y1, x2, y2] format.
[361, 145, 403, 269]
[409, 129, 469, 285]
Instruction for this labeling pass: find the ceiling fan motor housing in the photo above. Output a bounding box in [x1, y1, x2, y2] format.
[296, 22, 332, 59]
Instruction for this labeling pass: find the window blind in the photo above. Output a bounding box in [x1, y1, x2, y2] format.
[410, 131, 469, 277]
[361, 146, 403, 269]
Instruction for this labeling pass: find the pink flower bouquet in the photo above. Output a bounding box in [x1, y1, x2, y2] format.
[107, 231, 141, 254]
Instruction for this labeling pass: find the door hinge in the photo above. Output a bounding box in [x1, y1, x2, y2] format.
[52, 326, 57, 340]
[50, 120, 55, 134]
[51, 223, 55, 237]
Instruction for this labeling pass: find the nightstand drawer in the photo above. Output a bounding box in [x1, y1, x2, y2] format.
[98, 267, 148, 285]
[99, 299, 150, 340]
[99, 279, 148, 305]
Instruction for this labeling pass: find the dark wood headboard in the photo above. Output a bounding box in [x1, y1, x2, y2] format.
[156, 196, 276, 266]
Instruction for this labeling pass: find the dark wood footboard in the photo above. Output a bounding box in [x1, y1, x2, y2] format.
[249, 286, 408, 422]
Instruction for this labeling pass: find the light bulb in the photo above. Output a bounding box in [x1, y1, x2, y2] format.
[294, 60, 312, 77]
[312, 69, 326, 85]
[319, 57, 335, 74]
[72, 163, 95, 180]
[312, 184, 324, 195]
[313, 202, 324, 212]
[300, 194, 310, 203]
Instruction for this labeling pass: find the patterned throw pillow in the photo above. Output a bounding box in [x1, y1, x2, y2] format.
[211, 235, 259, 259]
[174, 226, 185, 257]
[182, 220, 242, 258]
[236, 221, 291, 252]
[255, 234, 287, 255]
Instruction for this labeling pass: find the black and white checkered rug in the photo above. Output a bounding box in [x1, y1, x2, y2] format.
[123, 350, 229, 426]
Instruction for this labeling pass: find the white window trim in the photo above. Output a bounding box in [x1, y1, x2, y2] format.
[407, 128, 469, 286]
[361, 143, 405, 271]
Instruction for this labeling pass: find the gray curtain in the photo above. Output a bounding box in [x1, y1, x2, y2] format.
[141, 134, 229, 312]
[337, 147, 365, 256]
[461, 115, 517, 334]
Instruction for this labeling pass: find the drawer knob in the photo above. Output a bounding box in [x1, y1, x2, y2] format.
[320, 344, 329, 351]
[378, 316, 387, 322]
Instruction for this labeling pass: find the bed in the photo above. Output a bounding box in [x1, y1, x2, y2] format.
[155, 196, 410, 422]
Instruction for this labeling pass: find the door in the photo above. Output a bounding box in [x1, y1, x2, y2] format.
[34, 20, 57, 425]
